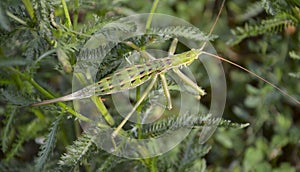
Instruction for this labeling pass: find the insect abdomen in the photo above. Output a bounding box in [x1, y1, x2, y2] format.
[94, 57, 176, 95]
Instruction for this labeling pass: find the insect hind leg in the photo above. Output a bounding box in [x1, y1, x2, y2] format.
[172, 68, 206, 99]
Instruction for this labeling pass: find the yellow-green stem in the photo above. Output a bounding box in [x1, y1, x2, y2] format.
[6, 11, 27, 26]
[61, 0, 72, 28]
[73, 0, 79, 30]
[21, 0, 36, 21]
[136, 86, 142, 138]
[145, 0, 160, 31]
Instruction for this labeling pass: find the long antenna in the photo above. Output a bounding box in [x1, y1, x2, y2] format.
[199, 0, 299, 105]
[202, 51, 300, 105]
[200, 0, 225, 51]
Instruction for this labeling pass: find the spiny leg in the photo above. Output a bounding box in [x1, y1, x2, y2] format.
[173, 68, 206, 98]
[124, 41, 172, 109]
[168, 38, 206, 99]
[112, 75, 158, 140]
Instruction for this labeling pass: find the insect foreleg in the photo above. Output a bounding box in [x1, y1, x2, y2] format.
[112, 75, 158, 139]
[167, 38, 206, 99]
[173, 68, 206, 99]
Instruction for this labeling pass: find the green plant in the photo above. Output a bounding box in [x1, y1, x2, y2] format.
[1, 0, 299, 171]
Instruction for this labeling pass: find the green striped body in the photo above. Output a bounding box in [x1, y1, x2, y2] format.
[95, 49, 201, 95]
[31, 49, 201, 106]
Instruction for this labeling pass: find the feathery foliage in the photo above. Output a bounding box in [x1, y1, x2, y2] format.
[228, 0, 299, 45]
[58, 132, 97, 169]
[1, 105, 17, 153]
[151, 25, 217, 41]
[141, 113, 249, 138]
[1, 0, 299, 171]
[35, 115, 62, 171]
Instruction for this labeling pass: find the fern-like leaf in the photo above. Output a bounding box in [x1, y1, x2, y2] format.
[151, 25, 216, 42]
[156, 130, 211, 171]
[58, 132, 97, 169]
[178, 144, 211, 171]
[78, 35, 163, 80]
[5, 117, 50, 160]
[1, 89, 33, 106]
[141, 113, 249, 138]
[229, 18, 295, 45]
[1, 105, 17, 152]
[236, 2, 264, 22]
[35, 115, 62, 172]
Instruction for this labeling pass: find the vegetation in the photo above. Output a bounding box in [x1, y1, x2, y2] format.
[0, 0, 299, 171]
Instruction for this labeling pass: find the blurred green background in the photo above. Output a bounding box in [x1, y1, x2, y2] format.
[0, 0, 299, 171]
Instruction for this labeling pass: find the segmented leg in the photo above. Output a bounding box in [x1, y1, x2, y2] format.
[168, 38, 206, 98]
[172, 68, 206, 98]
[112, 74, 158, 139]
[124, 41, 172, 109]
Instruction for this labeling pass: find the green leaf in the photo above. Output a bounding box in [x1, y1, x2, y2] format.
[275, 114, 292, 134]
[215, 129, 233, 148]
[274, 163, 296, 172]
[1, 105, 17, 152]
[35, 115, 62, 172]
[59, 132, 96, 168]
[243, 147, 264, 171]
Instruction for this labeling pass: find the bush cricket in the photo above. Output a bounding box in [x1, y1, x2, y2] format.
[32, 1, 299, 147]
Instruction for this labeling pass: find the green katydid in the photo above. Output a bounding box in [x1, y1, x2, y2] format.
[32, 1, 300, 142]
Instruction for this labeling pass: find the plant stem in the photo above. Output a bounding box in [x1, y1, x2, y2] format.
[21, 0, 36, 21]
[6, 11, 27, 26]
[73, 0, 79, 30]
[61, 0, 72, 28]
[145, 0, 160, 31]
[136, 86, 142, 138]
[150, 157, 158, 172]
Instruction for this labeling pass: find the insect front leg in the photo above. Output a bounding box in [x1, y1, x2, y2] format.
[168, 38, 206, 99]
